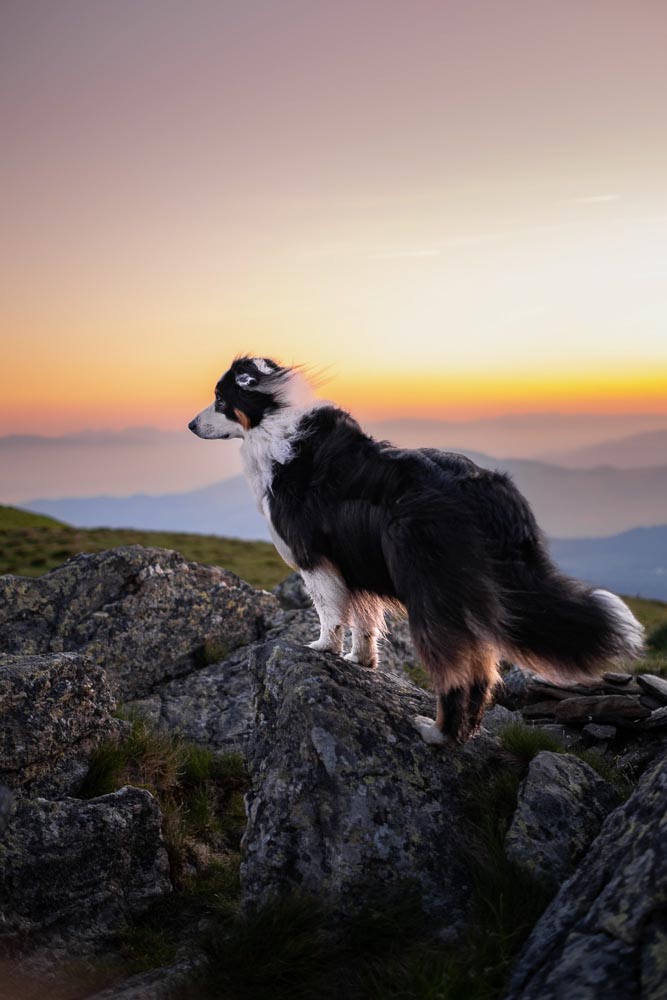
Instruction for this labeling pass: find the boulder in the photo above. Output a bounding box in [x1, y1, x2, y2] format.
[272, 571, 311, 610]
[496, 664, 534, 710]
[551, 695, 651, 726]
[240, 639, 498, 926]
[125, 607, 424, 750]
[126, 644, 257, 752]
[505, 751, 619, 890]
[0, 786, 171, 952]
[0, 547, 281, 700]
[0, 652, 124, 797]
[636, 674, 667, 706]
[506, 751, 667, 1000]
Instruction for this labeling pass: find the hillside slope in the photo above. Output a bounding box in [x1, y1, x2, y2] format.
[0, 505, 286, 588]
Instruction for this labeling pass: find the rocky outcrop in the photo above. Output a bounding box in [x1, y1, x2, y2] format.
[0, 787, 171, 952]
[0, 651, 124, 797]
[2, 548, 667, 998]
[504, 671, 667, 734]
[241, 638, 501, 925]
[505, 751, 619, 890]
[506, 750, 667, 1000]
[0, 546, 280, 701]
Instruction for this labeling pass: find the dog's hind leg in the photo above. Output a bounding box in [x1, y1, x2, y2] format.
[301, 563, 350, 656]
[413, 643, 500, 745]
[344, 595, 386, 668]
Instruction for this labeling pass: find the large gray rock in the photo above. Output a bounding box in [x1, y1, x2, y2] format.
[0, 786, 171, 953]
[506, 751, 667, 1000]
[127, 644, 257, 752]
[125, 607, 424, 751]
[505, 752, 619, 890]
[0, 546, 280, 700]
[240, 639, 497, 926]
[0, 652, 124, 797]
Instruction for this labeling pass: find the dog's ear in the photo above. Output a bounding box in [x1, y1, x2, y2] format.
[235, 373, 257, 389]
[234, 407, 251, 431]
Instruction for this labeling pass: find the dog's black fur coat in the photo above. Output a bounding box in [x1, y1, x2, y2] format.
[268, 404, 635, 678]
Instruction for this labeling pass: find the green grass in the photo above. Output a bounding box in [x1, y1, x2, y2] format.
[79, 714, 249, 978]
[624, 595, 667, 677]
[81, 714, 248, 871]
[0, 504, 288, 589]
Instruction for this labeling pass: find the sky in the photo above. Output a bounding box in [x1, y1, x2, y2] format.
[2, 0, 667, 434]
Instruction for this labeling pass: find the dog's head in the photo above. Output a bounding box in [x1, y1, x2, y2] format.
[188, 356, 297, 439]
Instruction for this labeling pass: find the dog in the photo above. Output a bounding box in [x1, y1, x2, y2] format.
[189, 355, 645, 745]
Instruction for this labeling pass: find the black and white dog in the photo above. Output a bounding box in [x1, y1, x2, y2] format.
[189, 356, 644, 745]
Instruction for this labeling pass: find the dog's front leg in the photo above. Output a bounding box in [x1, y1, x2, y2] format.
[301, 566, 349, 656]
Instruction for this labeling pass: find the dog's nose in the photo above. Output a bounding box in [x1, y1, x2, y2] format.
[188, 419, 197, 433]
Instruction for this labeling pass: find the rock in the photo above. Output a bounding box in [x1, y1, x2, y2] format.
[636, 674, 667, 706]
[0, 786, 171, 952]
[603, 672, 633, 685]
[241, 639, 494, 924]
[125, 607, 425, 750]
[272, 571, 311, 610]
[480, 704, 523, 734]
[505, 751, 667, 1000]
[0, 652, 124, 796]
[528, 678, 642, 700]
[551, 695, 651, 726]
[637, 706, 667, 730]
[615, 732, 667, 776]
[582, 723, 617, 742]
[0, 547, 281, 700]
[522, 701, 559, 719]
[640, 694, 664, 711]
[505, 752, 619, 891]
[495, 664, 533, 710]
[126, 644, 257, 752]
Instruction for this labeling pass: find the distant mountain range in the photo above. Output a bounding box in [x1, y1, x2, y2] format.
[26, 450, 667, 540]
[4, 412, 667, 503]
[549, 526, 667, 601]
[27, 477, 268, 541]
[542, 429, 667, 469]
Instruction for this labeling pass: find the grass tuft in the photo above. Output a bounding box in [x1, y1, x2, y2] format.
[497, 722, 563, 766]
[81, 715, 248, 882]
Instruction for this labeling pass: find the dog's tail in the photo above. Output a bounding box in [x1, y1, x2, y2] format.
[500, 573, 645, 682]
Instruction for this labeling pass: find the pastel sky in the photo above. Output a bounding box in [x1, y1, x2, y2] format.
[2, 0, 667, 434]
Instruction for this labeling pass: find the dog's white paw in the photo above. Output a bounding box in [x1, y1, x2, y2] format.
[307, 638, 343, 654]
[413, 715, 446, 746]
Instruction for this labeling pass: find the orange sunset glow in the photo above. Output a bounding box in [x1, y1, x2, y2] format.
[2, 1, 667, 436]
